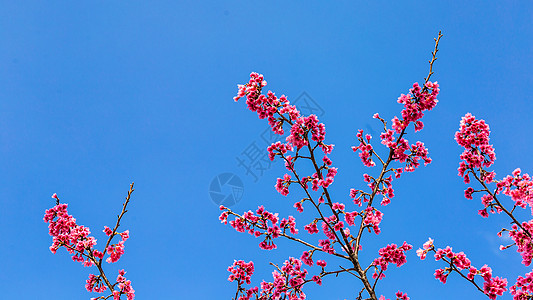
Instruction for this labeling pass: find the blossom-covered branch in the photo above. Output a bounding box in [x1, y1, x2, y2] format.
[44, 183, 136, 300]
[419, 112, 533, 299]
[417, 238, 507, 299]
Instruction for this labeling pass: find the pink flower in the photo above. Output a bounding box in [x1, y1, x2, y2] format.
[294, 201, 304, 213]
[423, 238, 434, 249]
[304, 222, 319, 234]
[319, 239, 335, 254]
[434, 268, 448, 283]
[312, 275, 322, 285]
[316, 260, 327, 268]
[120, 230, 130, 242]
[300, 251, 313, 266]
[331, 202, 345, 211]
[103, 226, 113, 236]
[344, 211, 359, 226]
[416, 248, 427, 260]
[464, 187, 474, 200]
[106, 241, 125, 263]
[396, 291, 410, 300]
[416, 238, 434, 260]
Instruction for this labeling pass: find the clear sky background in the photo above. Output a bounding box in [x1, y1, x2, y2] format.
[1, 1, 532, 299]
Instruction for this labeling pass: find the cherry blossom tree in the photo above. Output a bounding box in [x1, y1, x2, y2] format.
[219, 31, 533, 300]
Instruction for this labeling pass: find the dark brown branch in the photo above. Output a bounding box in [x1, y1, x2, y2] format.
[100, 182, 135, 263]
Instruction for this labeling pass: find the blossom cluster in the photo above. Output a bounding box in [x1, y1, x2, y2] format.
[455, 113, 496, 184]
[497, 168, 533, 213]
[393, 81, 439, 133]
[228, 260, 255, 286]
[235, 72, 333, 155]
[363, 206, 384, 234]
[511, 271, 533, 299]
[372, 242, 413, 279]
[86, 274, 107, 293]
[228, 258, 315, 300]
[112, 270, 135, 300]
[219, 205, 298, 250]
[353, 130, 376, 167]
[43, 203, 98, 266]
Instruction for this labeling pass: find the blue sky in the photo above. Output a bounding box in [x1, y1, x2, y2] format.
[1, 1, 532, 299]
